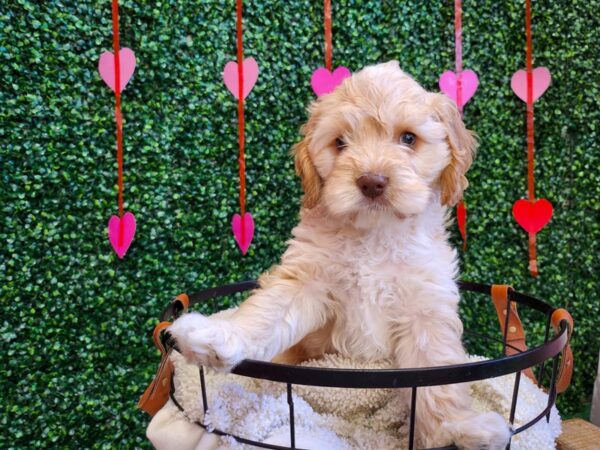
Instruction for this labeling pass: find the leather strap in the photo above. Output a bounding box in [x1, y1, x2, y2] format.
[152, 321, 172, 353]
[491, 284, 537, 382]
[171, 293, 189, 319]
[551, 308, 574, 393]
[138, 292, 189, 415]
[491, 285, 574, 392]
[138, 321, 175, 416]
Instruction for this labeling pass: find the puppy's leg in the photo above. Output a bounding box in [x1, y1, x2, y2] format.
[168, 269, 330, 371]
[394, 309, 511, 450]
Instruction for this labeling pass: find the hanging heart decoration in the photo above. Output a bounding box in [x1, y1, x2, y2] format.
[311, 0, 351, 98]
[311, 66, 351, 96]
[512, 199, 553, 234]
[108, 212, 137, 259]
[225, 0, 256, 254]
[511, 0, 553, 277]
[231, 213, 255, 255]
[510, 67, 551, 103]
[223, 57, 259, 100]
[438, 0, 477, 250]
[99, 0, 137, 259]
[98, 48, 137, 93]
[439, 70, 479, 107]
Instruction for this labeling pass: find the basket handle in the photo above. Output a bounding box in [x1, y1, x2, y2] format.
[551, 308, 574, 393]
[491, 285, 574, 393]
[138, 294, 189, 416]
[138, 321, 174, 416]
[490, 284, 537, 383]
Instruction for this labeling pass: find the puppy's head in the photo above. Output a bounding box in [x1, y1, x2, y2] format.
[294, 61, 476, 220]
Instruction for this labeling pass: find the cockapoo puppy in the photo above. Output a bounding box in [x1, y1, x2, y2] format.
[169, 61, 511, 449]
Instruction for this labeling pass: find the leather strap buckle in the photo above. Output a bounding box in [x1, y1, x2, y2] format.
[550, 308, 574, 393]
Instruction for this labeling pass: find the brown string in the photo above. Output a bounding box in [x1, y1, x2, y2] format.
[525, 0, 538, 277]
[324, 0, 332, 71]
[454, 0, 463, 114]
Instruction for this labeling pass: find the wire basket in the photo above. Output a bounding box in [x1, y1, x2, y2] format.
[158, 280, 573, 450]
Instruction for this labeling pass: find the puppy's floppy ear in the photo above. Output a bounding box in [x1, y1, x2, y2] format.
[430, 93, 478, 206]
[293, 121, 322, 209]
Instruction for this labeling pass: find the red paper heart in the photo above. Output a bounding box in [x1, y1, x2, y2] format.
[457, 201, 467, 243]
[512, 199, 553, 234]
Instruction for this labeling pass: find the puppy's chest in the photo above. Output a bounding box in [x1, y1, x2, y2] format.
[324, 238, 417, 358]
[328, 268, 406, 359]
[327, 236, 413, 307]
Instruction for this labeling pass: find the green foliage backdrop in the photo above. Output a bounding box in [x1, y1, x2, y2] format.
[1, 0, 599, 447]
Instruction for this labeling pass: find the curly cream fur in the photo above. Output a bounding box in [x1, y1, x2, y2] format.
[169, 61, 509, 449]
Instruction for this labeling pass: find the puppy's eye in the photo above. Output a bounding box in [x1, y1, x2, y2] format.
[335, 138, 347, 151]
[400, 132, 417, 147]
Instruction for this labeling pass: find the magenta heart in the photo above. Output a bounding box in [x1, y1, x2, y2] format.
[108, 211, 137, 259]
[511, 67, 551, 103]
[439, 69, 479, 107]
[98, 48, 136, 93]
[512, 199, 553, 234]
[223, 57, 259, 99]
[231, 212, 254, 255]
[311, 66, 351, 97]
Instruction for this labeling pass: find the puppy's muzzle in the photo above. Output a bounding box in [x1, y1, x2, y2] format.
[357, 173, 388, 199]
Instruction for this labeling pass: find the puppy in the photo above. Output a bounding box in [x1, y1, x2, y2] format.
[169, 61, 511, 449]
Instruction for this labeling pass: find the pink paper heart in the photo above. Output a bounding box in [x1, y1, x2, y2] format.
[511, 67, 551, 103]
[223, 57, 259, 99]
[108, 211, 137, 259]
[311, 66, 351, 97]
[439, 69, 479, 107]
[512, 199, 553, 234]
[231, 212, 254, 255]
[98, 48, 137, 93]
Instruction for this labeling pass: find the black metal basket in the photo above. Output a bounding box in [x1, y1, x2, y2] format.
[158, 280, 572, 450]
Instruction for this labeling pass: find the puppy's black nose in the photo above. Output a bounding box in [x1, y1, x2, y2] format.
[357, 173, 388, 199]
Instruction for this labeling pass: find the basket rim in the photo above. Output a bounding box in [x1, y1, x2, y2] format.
[161, 280, 570, 389]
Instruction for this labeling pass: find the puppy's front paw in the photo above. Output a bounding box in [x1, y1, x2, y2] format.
[167, 313, 246, 371]
[447, 411, 511, 450]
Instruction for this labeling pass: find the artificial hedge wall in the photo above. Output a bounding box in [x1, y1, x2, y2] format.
[1, 0, 599, 448]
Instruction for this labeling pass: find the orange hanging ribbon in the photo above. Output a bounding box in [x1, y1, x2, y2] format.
[236, 0, 247, 242]
[454, 0, 463, 114]
[525, 0, 538, 276]
[324, 0, 332, 71]
[111, 0, 124, 219]
[454, 0, 467, 249]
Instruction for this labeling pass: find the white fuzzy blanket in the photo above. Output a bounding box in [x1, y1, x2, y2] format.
[147, 352, 561, 450]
